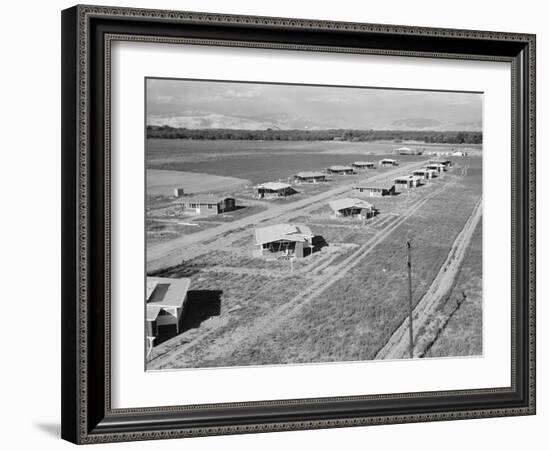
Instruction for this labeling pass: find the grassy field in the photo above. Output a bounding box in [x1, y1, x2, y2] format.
[146, 139, 480, 185]
[197, 171, 481, 367]
[146, 156, 483, 369]
[423, 221, 483, 358]
[144, 147, 430, 244]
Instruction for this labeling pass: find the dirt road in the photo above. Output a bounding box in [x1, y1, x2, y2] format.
[147, 178, 456, 368]
[147, 161, 428, 271]
[374, 197, 482, 360]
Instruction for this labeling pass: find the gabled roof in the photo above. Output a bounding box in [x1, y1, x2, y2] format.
[256, 181, 292, 191]
[146, 277, 191, 320]
[182, 194, 232, 204]
[255, 223, 313, 246]
[352, 161, 375, 166]
[355, 180, 395, 190]
[328, 165, 354, 171]
[329, 198, 374, 212]
[380, 158, 397, 163]
[295, 171, 326, 178]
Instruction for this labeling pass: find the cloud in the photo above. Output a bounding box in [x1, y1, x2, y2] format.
[146, 79, 482, 130]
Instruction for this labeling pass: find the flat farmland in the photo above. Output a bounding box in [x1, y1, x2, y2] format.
[147, 169, 249, 197]
[146, 139, 479, 185]
[146, 152, 483, 369]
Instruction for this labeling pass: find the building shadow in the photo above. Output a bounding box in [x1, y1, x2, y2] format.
[153, 289, 223, 346]
[181, 290, 223, 332]
[312, 235, 329, 252]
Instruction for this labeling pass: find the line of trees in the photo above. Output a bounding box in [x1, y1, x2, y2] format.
[146, 125, 482, 144]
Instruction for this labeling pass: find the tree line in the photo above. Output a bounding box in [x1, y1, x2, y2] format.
[146, 126, 482, 144]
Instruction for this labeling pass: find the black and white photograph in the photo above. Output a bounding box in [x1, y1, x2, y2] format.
[144, 78, 483, 370]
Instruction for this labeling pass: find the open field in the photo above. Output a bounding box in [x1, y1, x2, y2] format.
[147, 169, 249, 197]
[146, 139, 481, 184]
[423, 221, 483, 358]
[146, 149, 482, 369]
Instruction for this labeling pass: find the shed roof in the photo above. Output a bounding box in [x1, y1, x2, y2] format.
[146, 277, 191, 317]
[256, 181, 292, 191]
[255, 223, 313, 246]
[295, 171, 326, 178]
[329, 198, 374, 212]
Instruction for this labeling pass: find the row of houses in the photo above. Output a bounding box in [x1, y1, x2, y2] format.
[175, 159, 450, 212]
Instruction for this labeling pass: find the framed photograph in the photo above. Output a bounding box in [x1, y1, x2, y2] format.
[61, 5, 536, 444]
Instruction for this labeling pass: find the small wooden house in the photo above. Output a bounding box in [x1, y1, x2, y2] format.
[329, 198, 375, 218]
[254, 223, 314, 258]
[426, 163, 446, 173]
[182, 195, 236, 215]
[327, 165, 355, 175]
[428, 158, 452, 168]
[352, 161, 376, 170]
[255, 182, 297, 199]
[146, 277, 191, 354]
[396, 146, 423, 155]
[379, 158, 399, 167]
[394, 175, 423, 189]
[413, 168, 436, 179]
[294, 171, 327, 183]
[354, 181, 396, 197]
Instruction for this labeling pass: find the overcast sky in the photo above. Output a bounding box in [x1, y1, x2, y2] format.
[146, 78, 482, 131]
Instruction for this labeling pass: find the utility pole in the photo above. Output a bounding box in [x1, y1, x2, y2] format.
[407, 240, 414, 359]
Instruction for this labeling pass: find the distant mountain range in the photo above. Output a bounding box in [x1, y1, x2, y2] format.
[147, 112, 482, 132]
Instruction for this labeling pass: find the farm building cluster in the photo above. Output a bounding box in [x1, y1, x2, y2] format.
[146, 153, 459, 345]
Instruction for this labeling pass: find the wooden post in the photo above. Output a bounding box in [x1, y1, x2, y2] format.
[407, 240, 414, 359]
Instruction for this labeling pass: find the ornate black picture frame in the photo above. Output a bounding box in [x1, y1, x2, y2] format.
[61, 4, 536, 444]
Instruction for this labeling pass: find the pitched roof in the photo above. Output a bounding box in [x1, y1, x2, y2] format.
[329, 165, 354, 171]
[295, 171, 326, 178]
[146, 277, 191, 319]
[352, 161, 375, 166]
[182, 194, 232, 204]
[329, 198, 374, 212]
[256, 181, 292, 191]
[254, 223, 313, 246]
[355, 180, 395, 190]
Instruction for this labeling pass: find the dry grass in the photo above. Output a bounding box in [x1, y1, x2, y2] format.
[147, 158, 483, 368]
[423, 221, 482, 357]
[202, 169, 482, 366]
